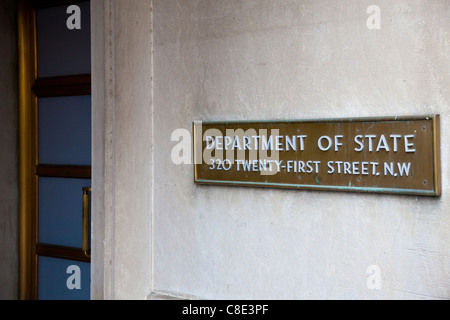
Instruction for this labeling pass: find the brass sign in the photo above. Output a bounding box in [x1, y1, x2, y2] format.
[193, 116, 441, 196]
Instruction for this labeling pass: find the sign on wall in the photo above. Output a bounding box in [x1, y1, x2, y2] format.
[193, 116, 441, 196]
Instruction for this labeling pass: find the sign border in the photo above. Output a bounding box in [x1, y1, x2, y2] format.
[193, 115, 441, 197]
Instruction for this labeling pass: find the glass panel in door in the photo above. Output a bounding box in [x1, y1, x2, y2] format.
[35, 1, 92, 300]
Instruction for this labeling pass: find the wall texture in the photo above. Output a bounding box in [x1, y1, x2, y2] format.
[92, 0, 449, 300]
[0, 0, 18, 300]
[91, 0, 153, 300]
[152, 0, 449, 299]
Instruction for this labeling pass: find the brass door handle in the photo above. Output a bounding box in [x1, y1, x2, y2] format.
[82, 187, 92, 258]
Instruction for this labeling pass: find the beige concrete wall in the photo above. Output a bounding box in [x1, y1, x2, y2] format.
[0, 0, 19, 300]
[91, 0, 153, 300]
[152, 0, 449, 299]
[93, 0, 449, 299]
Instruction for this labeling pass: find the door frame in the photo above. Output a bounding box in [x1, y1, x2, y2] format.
[18, 0, 37, 300]
[19, 0, 155, 300]
[18, 0, 92, 300]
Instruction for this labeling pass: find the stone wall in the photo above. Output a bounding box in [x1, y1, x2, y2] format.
[92, 0, 449, 299]
[152, 0, 449, 299]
